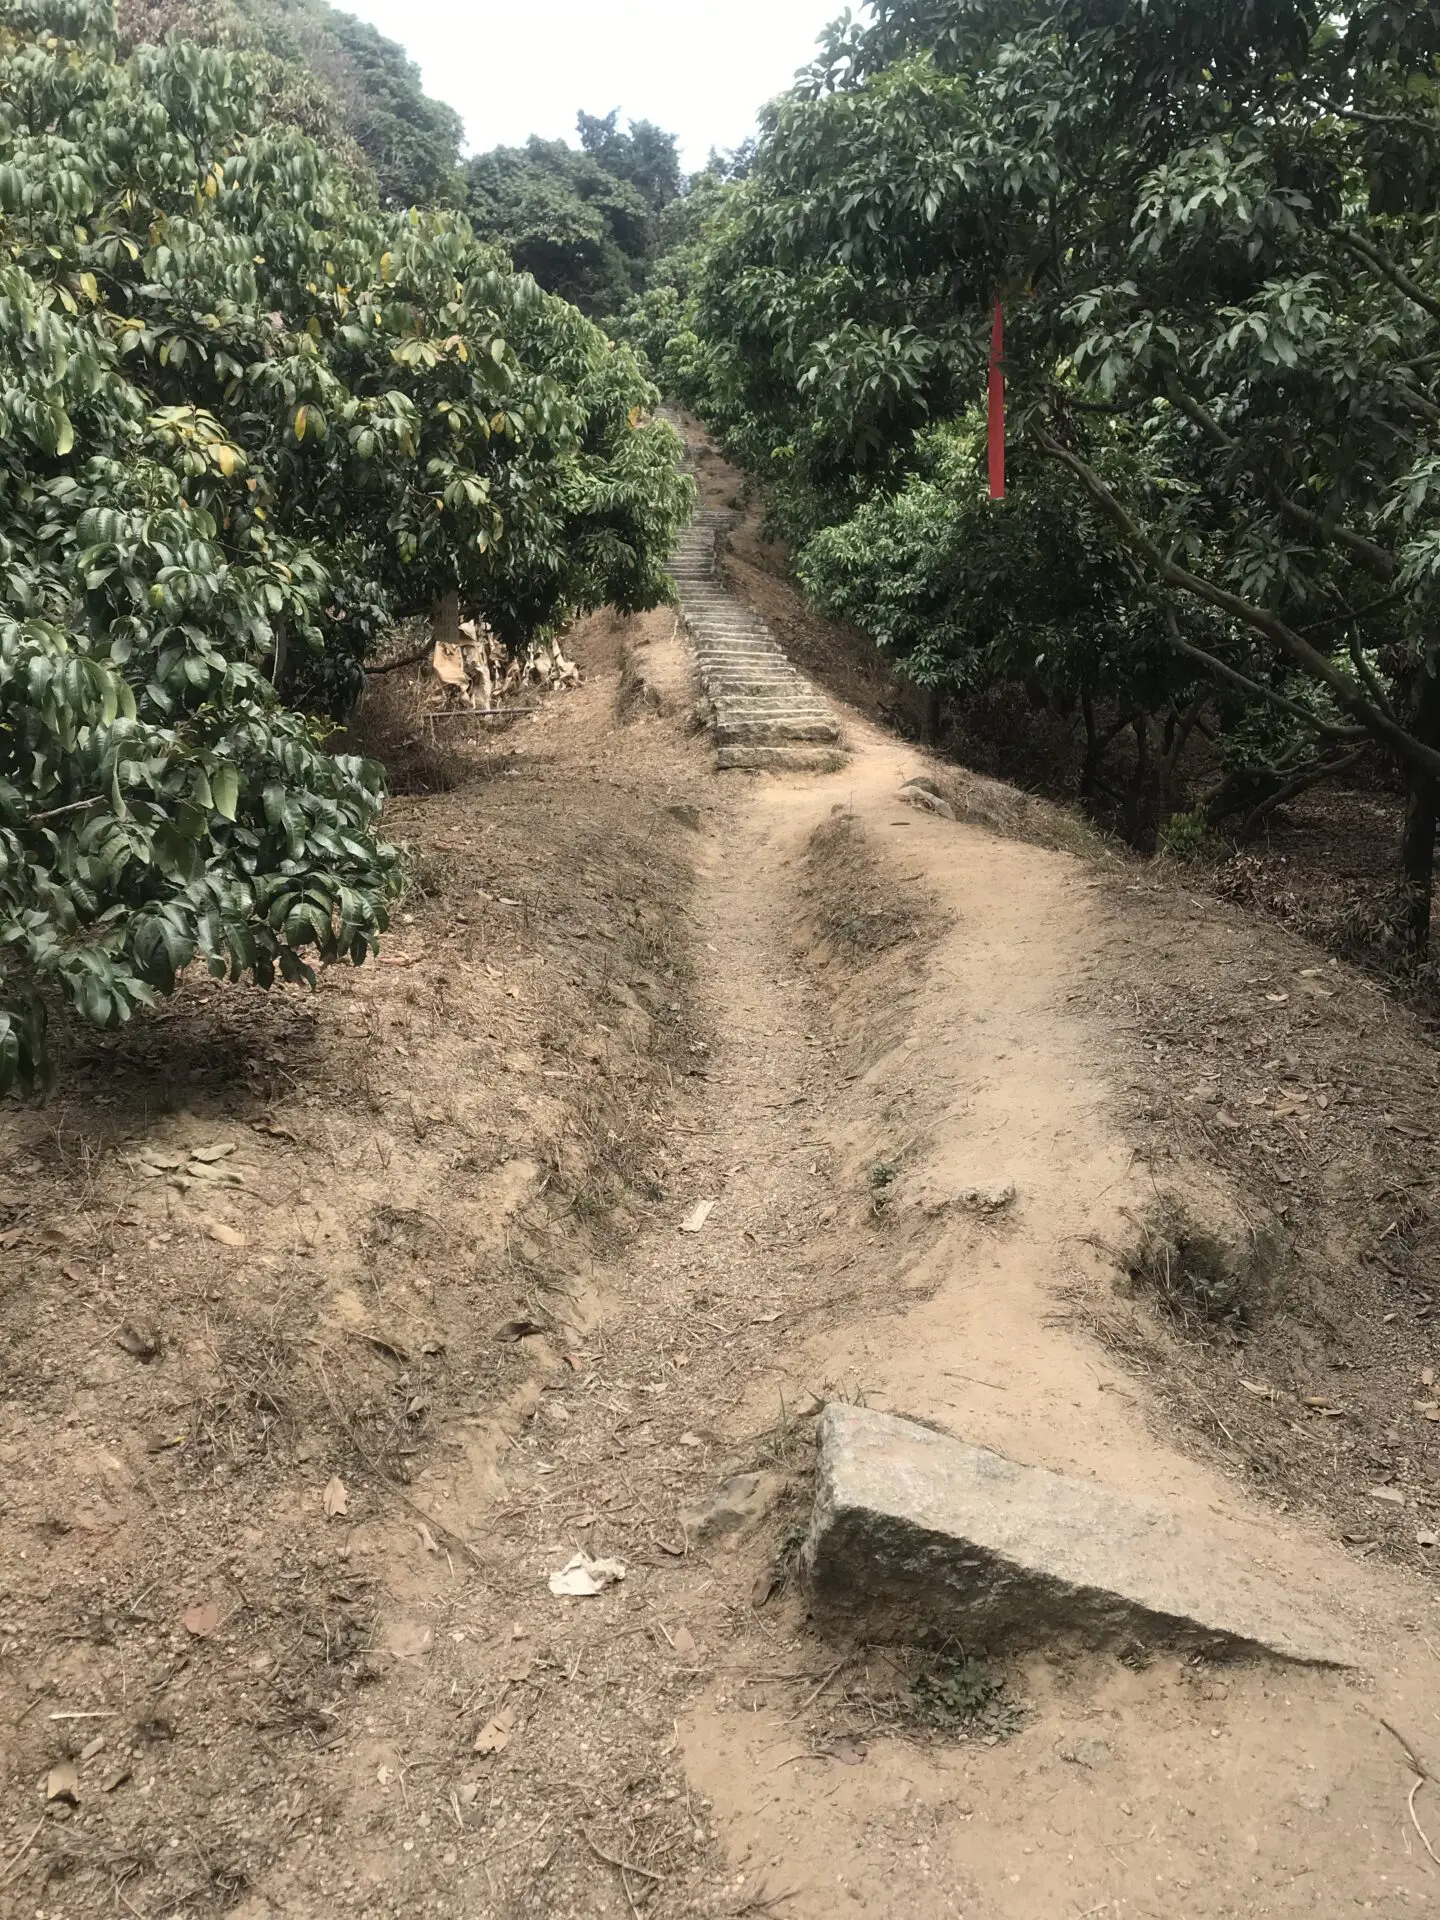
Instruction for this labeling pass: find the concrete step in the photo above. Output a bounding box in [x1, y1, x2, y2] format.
[715, 717, 844, 746]
[717, 744, 850, 773]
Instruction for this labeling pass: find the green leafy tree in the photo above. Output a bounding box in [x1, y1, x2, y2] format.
[679, 0, 1440, 953]
[466, 114, 684, 321]
[0, 0, 691, 1090]
[117, 0, 464, 207]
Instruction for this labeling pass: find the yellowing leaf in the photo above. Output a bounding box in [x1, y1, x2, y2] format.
[293, 405, 308, 442]
[473, 1707, 515, 1756]
[213, 442, 238, 476]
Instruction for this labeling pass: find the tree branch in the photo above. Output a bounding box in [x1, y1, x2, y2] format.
[1164, 381, 1396, 580]
[1028, 417, 1440, 775]
[1238, 744, 1373, 839]
[1160, 607, 1364, 740]
[1336, 229, 1440, 326]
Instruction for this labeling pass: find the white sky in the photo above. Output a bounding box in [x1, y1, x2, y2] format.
[336, 0, 850, 169]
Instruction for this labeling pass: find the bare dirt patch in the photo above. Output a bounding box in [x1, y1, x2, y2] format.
[1073, 866, 1440, 1575]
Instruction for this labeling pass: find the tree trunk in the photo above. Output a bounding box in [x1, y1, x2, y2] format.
[271, 614, 288, 692]
[921, 685, 942, 747]
[1400, 666, 1440, 961]
[1124, 713, 1151, 847]
[432, 590, 462, 652]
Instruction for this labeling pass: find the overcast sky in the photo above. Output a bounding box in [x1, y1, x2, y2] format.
[337, 0, 849, 169]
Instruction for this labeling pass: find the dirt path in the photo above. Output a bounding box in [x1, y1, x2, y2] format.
[2, 612, 1439, 1920]
[673, 720, 1439, 1918]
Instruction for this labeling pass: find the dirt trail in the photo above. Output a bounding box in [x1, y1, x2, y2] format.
[674, 715, 1440, 1918]
[2, 606, 1440, 1920]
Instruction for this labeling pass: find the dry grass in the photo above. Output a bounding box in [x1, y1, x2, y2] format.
[801, 811, 944, 958]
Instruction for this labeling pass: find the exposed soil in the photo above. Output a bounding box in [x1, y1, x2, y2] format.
[692, 411, 1427, 990]
[2, 492, 1440, 1920]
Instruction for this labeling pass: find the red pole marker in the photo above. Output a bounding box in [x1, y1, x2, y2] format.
[988, 296, 1005, 500]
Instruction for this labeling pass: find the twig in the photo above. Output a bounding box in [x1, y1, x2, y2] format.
[311, 1352, 482, 1567]
[580, 1824, 666, 1883]
[0, 1818, 44, 1886]
[785, 1657, 848, 1723]
[1381, 1716, 1432, 1779]
[29, 797, 104, 824]
[1411, 1778, 1440, 1868]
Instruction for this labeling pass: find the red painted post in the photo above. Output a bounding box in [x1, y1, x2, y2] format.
[987, 297, 1005, 500]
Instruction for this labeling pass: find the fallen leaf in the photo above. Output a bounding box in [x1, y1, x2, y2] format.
[79, 1734, 105, 1762]
[1367, 1485, 1406, 1506]
[207, 1222, 246, 1249]
[1425, 1367, 1436, 1388]
[323, 1476, 349, 1518]
[46, 1762, 79, 1804]
[190, 1142, 236, 1163]
[548, 1552, 626, 1598]
[672, 1625, 698, 1659]
[101, 1767, 131, 1794]
[136, 1150, 185, 1172]
[1418, 1529, 1439, 1549]
[473, 1707, 516, 1756]
[832, 1737, 867, 1766]
[565, 1352, 584, 1371]
[385, 1618, 432, 1660]
[1215, 1110, 1242, 1130]
[1265, 992, 1290, 1004]
[751, 1566, 781, 1610]
[181, 1602, 221, 1637]
[456, 1781, 480, 1807]
[376, 1765, 392, 1787]
[679, 1199, 715, 1234]
[116, 1322, 161, 1363]
[251, 1120, 296, 1141]
[495, 1319, 547, 1343]
[415, 1522, 440, 1554]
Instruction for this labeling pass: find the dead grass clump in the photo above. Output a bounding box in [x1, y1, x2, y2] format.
[804, 811, 932, 956]
[346, 666, 473, 795]
[1121, 1196, 1285, 1336]
[930, 766, 1119, 863]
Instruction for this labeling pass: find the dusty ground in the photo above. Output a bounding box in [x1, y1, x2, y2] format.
[2, 520, 1440, 1918]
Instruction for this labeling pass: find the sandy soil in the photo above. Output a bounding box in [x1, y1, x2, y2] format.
[1, 583, 1439, 1918]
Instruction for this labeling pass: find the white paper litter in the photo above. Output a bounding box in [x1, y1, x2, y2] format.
[547, 1551, 628, 1598]
[679, 1199, 714, 1234]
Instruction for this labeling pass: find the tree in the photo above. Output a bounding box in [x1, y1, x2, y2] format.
[678, 0, 1440, 954]
[116, 0, 465, 207]
[0, 0, 692, 1089]
[466, 115, 684, 321]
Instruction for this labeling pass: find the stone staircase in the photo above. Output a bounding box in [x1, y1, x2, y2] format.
[670, 511, 849, 773]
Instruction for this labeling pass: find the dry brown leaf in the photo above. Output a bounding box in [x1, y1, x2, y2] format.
[495, 1318, 547, 1343]
[415, 1521, 440, 1554]
[46, 1762, 79, 1804]
[181, 1601, 221, 1637]
[473, 1707, 516, 1756]
[323, 1476, 349, 1518]
[751, 1566, 780, 1610]
[207, 1222, 246, 1249]
[116, 1322, 160, 1362]
[672, 1625, 697, 1659]
[190, 1142, 237, 1163]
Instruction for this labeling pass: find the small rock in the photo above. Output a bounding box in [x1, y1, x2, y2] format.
[803, 1403, 1349, 1665]
[680, 1471, 784, 1546]
[957, 1182, 1017, 1212]
[1057, 1734, 1113, 1768]
[116, 1322, 162, 1363]
[899, 785, 956, 821]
